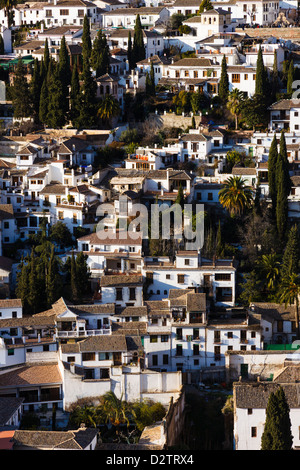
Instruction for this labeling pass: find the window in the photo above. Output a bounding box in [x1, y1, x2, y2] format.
[152, 354, 158, 366]
[12, 311, 17, 318]
[228, 331, 233, 338]
[193, 344, 199, 356]
[82, 352, 95, 361]
[163, 354, 169, 365]
[178, 274, 185, 284]
[60, 9, 69, 15]
[116, 288, 123, 301]
[251, 331, 256, 338]
[8, 349, 14, 356]
[3, 221, 9, 229]
[214, 331, 221, 343]
[150, 335, 158, 343]
[58, 211, 64, 220]
[232, 74, 240, 83]
[185, 259, 190, 266]
[176, 344, 183, 356]
[208, 192, 213, 201]
[251, 427, 257, 438]
[161, 335, 169, 342]
[129, 288, 136, 301]
[248, 408, 253, 415]
[67, 356, 75, 362]
[244, 74, 248, 80]
[277, 320, 283, 332]
[215, 273, 231, 281]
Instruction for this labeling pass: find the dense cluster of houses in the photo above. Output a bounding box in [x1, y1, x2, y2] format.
[0, 0, 300, 451]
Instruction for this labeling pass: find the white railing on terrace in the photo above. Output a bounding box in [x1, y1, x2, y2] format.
[56, 328, 111, 338]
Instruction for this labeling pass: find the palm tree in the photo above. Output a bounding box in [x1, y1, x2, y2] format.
[259, 253, 280, 292]
[100, 391, 130, 433]
[97, 94, 121, 127]
[219, 176, 254, 217]
[226, 88, 245, 130]
[279, 273, 300, 339]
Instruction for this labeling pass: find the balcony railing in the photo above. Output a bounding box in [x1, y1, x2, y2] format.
[56, 328, 111, 338]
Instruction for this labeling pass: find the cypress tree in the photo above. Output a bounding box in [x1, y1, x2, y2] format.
[58, 35, 71, 118]
[28, 250, 39, 314]
[12, 58, 31, 119]
[261, 387, 293, 450]
[39, 78, 49, 125]
[281, 224, 300, 279]
[46, 245, 61, 307]
[286, 60, 295, 96]
[268, 134, 278, 214]
[132, 14, 145, 67]
[30, 58, 42, 122]
[271, 49, 279, 100]
[70, 65, 81, 127]
[58, 35, 71, 87]
[71, 252, 78, 302]
[82, 14, 92, 62]
[255, 46, 267, 96]
[215, 220, 224, 258]
[44, 38, 50, 72]
[0, 34, 4, 54]
[150, 60, 155, 93]
[78, 59, 97, 128]
[46, 65, 66, 128]
[75, 251, 90, 301]
[277, 130, 291, 198]
[219, 55, 229, 102]
[127, 30, 133, 71]
[276, 156, 289, 244]
[15, 258, 30, 314]
[90, 29, 110, 77]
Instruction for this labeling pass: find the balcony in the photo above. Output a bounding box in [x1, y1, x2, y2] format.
[56, 327, 111, 338]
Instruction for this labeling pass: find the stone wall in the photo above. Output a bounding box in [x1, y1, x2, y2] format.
[146, 112, 202, 130]
[236, 27, 300, 39]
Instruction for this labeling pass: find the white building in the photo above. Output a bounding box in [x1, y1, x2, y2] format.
[0, 0, 99, 28]
[101, 6, 170, 29]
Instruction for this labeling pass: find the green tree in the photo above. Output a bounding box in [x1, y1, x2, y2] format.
[69, 65, 81, 128]
[15, 258, 29, 313]
[70, 251, 78, 301]
[30, 58, 42, 123]
[100, 391, 130, 434]
[215, 220, 224, 258]
[82, 14, 92, 62]
[268, 134, 278, 214]
[259, 253, 280, 292]
[150, 60, 155, 93]
[281, 224, 300, 280]
[39, 78, 48, 125]
[226, 88, 245, 130]
[11, 58, 31, 119]
[127, 30, 134, 71]
[255, 45, 267, 97]
[239, 270, 262, 305]
[132, 14, 145, 67]
[279, 273, 300, 339]
[261, 387, 293, 450]
[44, 38, 50, 72]
[75, 251, 90, 301]
[271, 49, 279, 100]
[218, 55, 229, 102]
[46, 66, 66, 128]
[97, 94, 121, 127]
[46, 245, 62, 307]
[50, 221, 74, 248]
[0, 34, 4, 54]
[219, 176, 254, 217]
[198, 0, 213, 13]
[91, 29, 110, 77]
[175, 184, 184, 208]
[286, 60, 295, 96]
[78, 60, 97, 128]
[58, 35, 71, 117]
